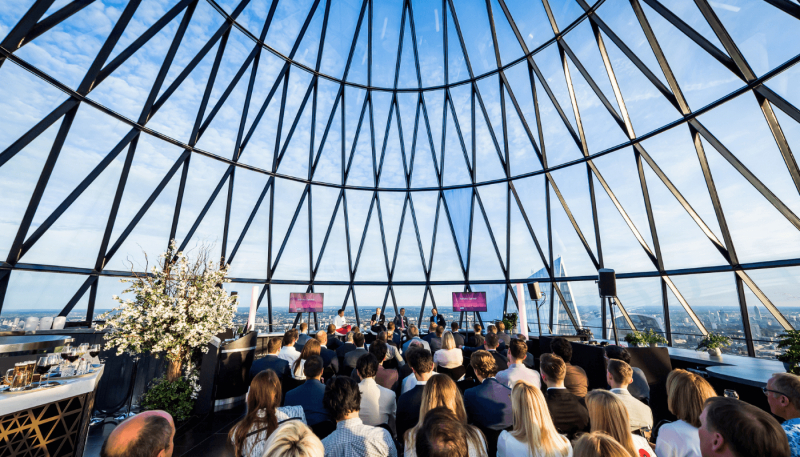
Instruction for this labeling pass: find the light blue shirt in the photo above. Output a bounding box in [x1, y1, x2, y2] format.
[783, 417, 800, 457]
[496, 363, 541, 389]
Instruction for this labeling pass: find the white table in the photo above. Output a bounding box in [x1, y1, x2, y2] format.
[1, 365, 104, 414]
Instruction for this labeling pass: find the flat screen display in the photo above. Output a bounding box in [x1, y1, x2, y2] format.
[289, 293, 324, 313]
[452, 292, 487, 312]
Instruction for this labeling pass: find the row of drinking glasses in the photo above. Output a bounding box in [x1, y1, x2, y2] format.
[3, 343, 102, 391]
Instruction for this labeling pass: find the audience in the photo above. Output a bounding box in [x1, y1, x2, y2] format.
[433, 332, 463, 370]
[468, 324, 485, 347]
[369, 341, 398, 390]
[495, 322, 511, 348]
[230, 370, 306, 457]
[766, 372, 800, 457]
[606, 359, 653, 431]
[403, 326, 431, 352]
[100, 410, 175, 457]
[413, 407, 484, 457]
[465, 332, 508, 371]
[314, 331, 339, 374]
[429, 325, 445, 353]
[514, 335, 535, 369]
[451, 322, 465, 347]
[356, 353, 397, 433]
[586, 389, 655, 457]
[699, 396, 790, 457]
[655, 369, 717, 457]
[344, 332, 368, 370]
[326, 324, 343, 350]
[496, 339, 541, 389]
[401, 348, 432, 394]
[292, 339, 321, 380]
[550, 338, 588, 397]
[397, 350, 435, 439]
[464, 350, 514, 432]
[539, 353, 589, 440]
[573, 432, 630, 457]
[498, 380, 571, 457]
[423, 323, 438, 344]
[605, 345, 649, 401]
[284, 356, 331, 427]
[279, 330, 301, 366]
[296, 323, 312, 348]
[386, 322, 403, 347]
[262, 421, 324, 457]
[321, 377, 397, 457]
[376, 331, 404, 366]
[251, 337, 290, 381]
[336, 331, 357, 360]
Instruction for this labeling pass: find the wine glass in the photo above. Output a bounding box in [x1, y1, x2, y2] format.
[35, 356, 51, 386]
[89, 344, 101, 364]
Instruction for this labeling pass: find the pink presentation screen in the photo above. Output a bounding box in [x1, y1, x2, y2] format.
[289, 293, 324, 313]
[452, 292, 487, 312]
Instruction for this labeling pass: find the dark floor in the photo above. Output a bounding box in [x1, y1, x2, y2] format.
[85, 405, 245, 457]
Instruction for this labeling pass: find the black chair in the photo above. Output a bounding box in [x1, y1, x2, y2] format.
[436, 365, 466, 382]
[475, 425, 507, 457]
[310, 420, 337, 440]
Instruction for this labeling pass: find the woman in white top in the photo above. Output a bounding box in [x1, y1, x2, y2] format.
[291, 339, 321, 380]
[405, 374, 487, 457]
[585, 390, 655, 457]
[433, 332, 463, 369]
[655, 369, 717, 457]
[229, 370, 307, 457]
[498, 380, 572, 457]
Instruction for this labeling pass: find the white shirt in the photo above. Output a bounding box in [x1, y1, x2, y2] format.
[401, 374, 425, 395]
[496, 363, 542, 390]
[433, 348, 463, 369]
[358, 377, 396, 431]
[497, 430, 572, 457]
[278, 345, 300, 366]
[334, 315, 348, 329]
[291, 359, 306, 380]
[610, 388, 653, 431]
[655, 419, 701, 457]
[233, 406, 306, 457]
[633, 434, 656, 457]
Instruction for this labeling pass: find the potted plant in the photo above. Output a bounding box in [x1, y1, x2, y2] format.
[624, 330, 647, 347]
[695, 332, 731, 358]
[502, 313, 518, 334]
[98, 241, 237, 420]
[644, 329, 668, 347]
[777, 330, 800, 375]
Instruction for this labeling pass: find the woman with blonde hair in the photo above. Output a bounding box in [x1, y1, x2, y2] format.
[262, 420, 323, 457]
[498, 380, 572, 457]
[655, 369, 717, 457]
[573, 432, 630, 457]
[585, 390, 654, 457]
[291, 339, 321, 380]
[433, 331, 463, 369]
[405, 374, 487, 456]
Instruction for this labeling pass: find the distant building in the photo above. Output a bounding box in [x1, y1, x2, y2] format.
[526, 256, 582, 332]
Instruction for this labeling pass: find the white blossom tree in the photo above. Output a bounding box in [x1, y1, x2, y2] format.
[98, 241, 237, 382]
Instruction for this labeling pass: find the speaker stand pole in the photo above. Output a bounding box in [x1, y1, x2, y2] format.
[535, 297, 543, 336]
[609, 297, 619, 346]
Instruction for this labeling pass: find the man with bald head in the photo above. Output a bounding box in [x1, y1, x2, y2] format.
[315, 330, 339, 374]
[100, 410, 175, 457]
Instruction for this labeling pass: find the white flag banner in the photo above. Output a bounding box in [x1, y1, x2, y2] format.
[516, 283, 529, 340]
[248, 286, 259, 332]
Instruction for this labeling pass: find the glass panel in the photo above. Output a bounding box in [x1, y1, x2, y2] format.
[741, 267, 800, 358]
[0, 271, 88, 324]
[411, 0, 444, 88]
[371, 0, 404, 89]
[614, 277, 666, 342]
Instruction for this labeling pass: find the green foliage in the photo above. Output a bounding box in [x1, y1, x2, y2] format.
[140, 377, 195, 422]
[501, 313, 518, 332]
[624, 331, 647, 346]
[695, 332, 732, 351]
[643, 329, 668, 345]
[777, 330, 800, 375]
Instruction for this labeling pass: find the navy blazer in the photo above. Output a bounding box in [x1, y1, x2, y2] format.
[396, 384, 425, 440]
[544, 388, 589, 440]
[390, 331, 403, 347]
[343, 347, 369, 369]
[326, 335, 343, 351]
[452, 332, 465, 347]
[284, 379, 331, 426]
[335, 342, 357, 359]
[464, 378, 513, 430]
[250, 354, 289, 381]
[319, 346, 339, 374]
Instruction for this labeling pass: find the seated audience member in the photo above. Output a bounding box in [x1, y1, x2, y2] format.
[394, 308, 409, 334]
[321, 377, 397, 457]
[314, 331, 339, 374]
[496, 339, 541, 389]
[514, 335, 535, 369]
[451, 322, 465, 347]
[334, 309, 351, 335]
[230, 370, 306, 457]
[403, 326, 431, 353]
[376, 331, 404, 366]
[464, 350, 514, 431]
[429, 325, 445, 353]
[369, 341, 398, 390]
[766, 373, 800, 456]
[496, 322, 511, 348]
[606, 359, 653, 431]
[396, 350, 435, 440]
[356, 353, 397, 432]
[573, 432, 630, 457]
[484, 332, 509, 371]
[284, 356, 331, 427]
[487, 325, 506, 352]
[100, 410, 174, 457]
[336, 331, 357, 360]
[468, 324, 485, 348]
[400, 347, 430, 395]
[539, 353, 589, 440]
[251, 337, 289, 381]
[586, 390, 655, 457]
[344, 332, 369, 370]
[296, 323, 312, 349]
[655, 369, 717, 457]
[279, 330, 301, 366]
[605, 345, 649, 401]
[413, 407, 485, 457]
[498, 380, 571, 457]
[262, 421, 324, 457]
[386, 322, 403, 347]
[291, 339, 321, 381]
[326, 324, 343, 350]
[423, 323, 438, 344]
[699, 396, 790, 457]
[550, 337, 588, 397]
[434, 332, 464, 370]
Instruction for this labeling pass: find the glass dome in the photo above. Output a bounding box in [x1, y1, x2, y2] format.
[1, 0, 800, 358]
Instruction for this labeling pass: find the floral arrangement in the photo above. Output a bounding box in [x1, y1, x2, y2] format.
[695, 332, 732, 351]
[624, 330, 647, 346]
[777, 330, 800, 375]
[644, 329, 668, 345]
[502, 313, 518, 332]
[98, 241, 237, 383]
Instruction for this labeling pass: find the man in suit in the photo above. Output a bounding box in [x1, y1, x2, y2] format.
[540, 353, 589, 440]
[422, 323, 437, 344]
[344, 332, 369, 371]
[467, 324, 484, 347]
[284, 356, 331, 426]
[428, 325, 444, 353]
[250, 337, 289, 381]
[551, 337, 588, 397]
[496, 338, 540, 389]
[326, 324, 343, 351]
[464, 350, 513, 431]
[393, 308, 409, 334]
[450, 322, 465, 347]
[486, 325, 506, 353]
[608, 359, 653, 431]
[335, 331, 357, 361]
[396, 348, 434, 441]
[295, 322, 312, 350]
[370, 307, 386, 333]
[496, 322, 511, 348]
[463, 333, 508, 372]
[314, 331, 339, 375]
[387, 322, 403, 348]
[430, 308, 446, 329]
[402, 326, 431, 353]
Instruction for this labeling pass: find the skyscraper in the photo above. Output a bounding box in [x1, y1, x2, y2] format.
[526, 257, 582, 334]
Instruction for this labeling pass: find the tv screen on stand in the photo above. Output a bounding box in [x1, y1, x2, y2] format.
[452, 292, 488, 313]
[289, 293, 324, 313]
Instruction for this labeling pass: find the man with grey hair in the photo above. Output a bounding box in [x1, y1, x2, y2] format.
[402, 325, 430, 353]
[766, 372, 800, 456]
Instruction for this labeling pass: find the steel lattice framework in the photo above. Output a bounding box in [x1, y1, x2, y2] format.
[1, 0, 800, 357]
